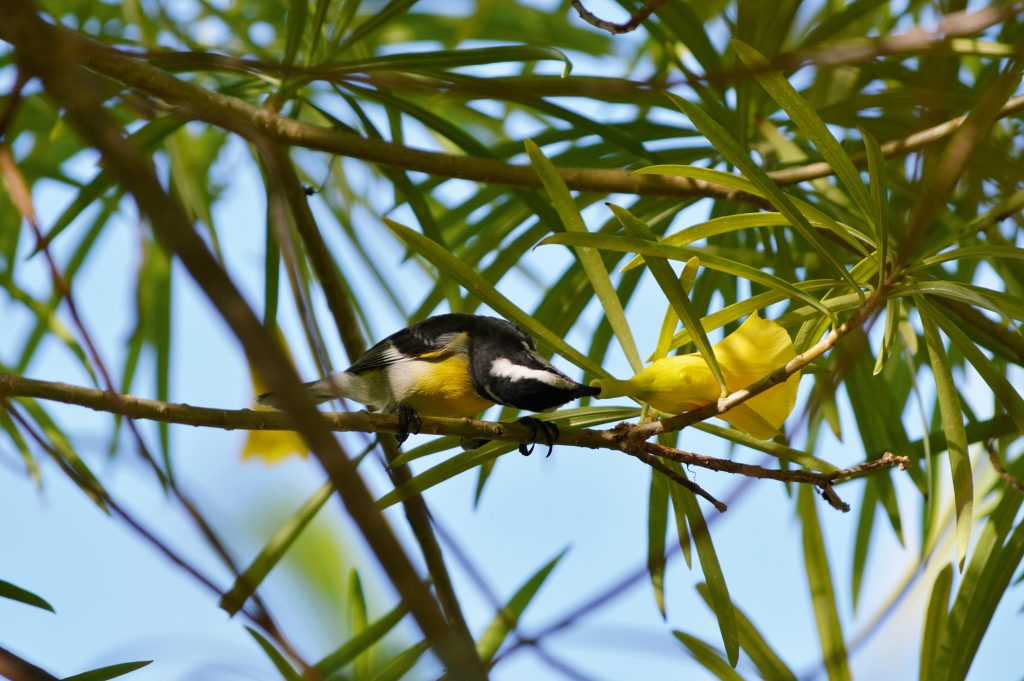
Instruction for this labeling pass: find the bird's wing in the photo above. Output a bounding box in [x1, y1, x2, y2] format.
[347, 330, 466, 374]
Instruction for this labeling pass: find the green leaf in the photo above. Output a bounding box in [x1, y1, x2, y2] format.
[316, 600, 411, 675]
[851, 483, 877, 612]
[861, 126, 889, 287]
[633, 164, 762, 195]
[246, 628, 301, 681]
[0, 578, 54, 613]
[673, 631, 744, 680]
[283, 0, 309, 67]
[928, 302, 1024, 434]
[677, 479, 739, 666]
[652, 257, 701, 361]
[918, 245, 1024, 269]
[540, 230, 835, 320]
[607, 205, 728, 395]
[220, 482, 333, 616]
[368, 641, 430, 681]
[620, 212, 802, 272]
[696, 583, 796, 681]
[666, 476, 693, 569]
[477, 549, 567, 661]
[939, 464, 1024, 681]
[525, 139, 642, 371]
[797, 485, 852, 681]
[647, 470, 670, 618]
[62, 661, 153, 681]
[384, 218, 604, 376]
[919, 564, 953, 681]
[348, 569, 372, 680]
[665, 92, 859, 294]
[872, 299, 900, 375]
[918, 300, 972, 570]
[316, 46, 573, 78]
[733, 40, 874, 228]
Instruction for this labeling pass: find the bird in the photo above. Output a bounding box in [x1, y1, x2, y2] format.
[591, 313, 801, 439]
[257, 313, 599, 454]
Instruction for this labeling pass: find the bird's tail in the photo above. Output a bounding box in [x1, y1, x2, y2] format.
[256, 373, 366, 409]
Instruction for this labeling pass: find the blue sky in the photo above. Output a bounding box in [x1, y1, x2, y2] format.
[1, 3, 1022, 679]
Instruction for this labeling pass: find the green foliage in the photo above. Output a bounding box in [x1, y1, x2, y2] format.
[1, 0, 1022, 679]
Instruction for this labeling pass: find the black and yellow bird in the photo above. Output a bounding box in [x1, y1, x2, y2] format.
[257, 313, 599, 453]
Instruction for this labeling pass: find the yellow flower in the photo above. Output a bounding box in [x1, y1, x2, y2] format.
[593, 313, 800, 439]
[241, 337, 309, 464]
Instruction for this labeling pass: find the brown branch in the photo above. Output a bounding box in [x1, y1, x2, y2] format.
[0, 16, 1018, 210]
[0, 4, 485, 678]
[986, 440, 1024, 494]
[0, 373, 910, 510]
[570, 0, 667, 35]
[1, 137, 304, 665]
[0, 644, 58, 681]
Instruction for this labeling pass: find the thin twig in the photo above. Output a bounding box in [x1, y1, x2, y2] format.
[2, 400, 322, 674]
[0, 4, 484, 677]
[570, 0, 667, 35]
[9, 19, 1012, 206]
[986, 440, 1024, 494]
[0, 139, 302, 665]
[0, 373, 910, 508]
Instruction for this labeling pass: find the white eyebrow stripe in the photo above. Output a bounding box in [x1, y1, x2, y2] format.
[490, 358, 575, 388]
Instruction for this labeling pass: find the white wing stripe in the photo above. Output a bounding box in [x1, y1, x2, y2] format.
[489, 358, 575, 388]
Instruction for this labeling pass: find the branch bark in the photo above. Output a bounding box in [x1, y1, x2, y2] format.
[3, 15, 1018, 209]
[0, 373, 910, 511]
[0, 4, 486, 678]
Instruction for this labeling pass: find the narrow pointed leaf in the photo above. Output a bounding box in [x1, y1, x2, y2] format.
[220, 482, 333, 616]
[384, 218, 603, 376]
[62, 661, 153, 681]
[798, 485, 852, 681]
[673, 631, 744, 680]
[678, 479, 739, 666]
[920, 564, 953, 681]
[733, 40, 874, 226]
[666, 93, 858, 293]
[608, 204, 728, 396]
[247, 627, 301, 681]
[696, 583, 796, 681]
[918, 301, 972, 570]
[525, 140, 642, 371]
[368, 641, 430, 681]
[316, 600, 411, 675]
[647, 470, 670, 618]
[0, 578, 54, 613]
[540, 231, 834, 319]
[477, 549, 567, 661]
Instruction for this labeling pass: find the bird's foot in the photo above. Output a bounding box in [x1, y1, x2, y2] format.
[516, 417, 559, 457]
[396, 404, 422, 445]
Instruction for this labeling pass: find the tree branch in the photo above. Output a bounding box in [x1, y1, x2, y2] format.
[0, 373, 910, 513]
[570, 0, 667, 35]
[0, 4, 485, 677]
[0, 645, 58, 681]
[4, 16, 1017, 209]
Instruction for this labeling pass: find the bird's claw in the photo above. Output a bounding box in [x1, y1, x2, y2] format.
[396, 404, 421, 445]
[517, 417, 559, 457]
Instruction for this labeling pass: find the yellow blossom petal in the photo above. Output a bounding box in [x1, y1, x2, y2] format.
[242, 336, 309, 464]
[593, 313, 800, 439]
